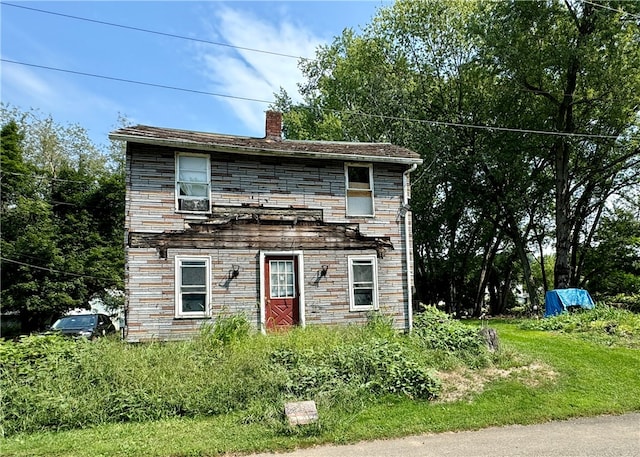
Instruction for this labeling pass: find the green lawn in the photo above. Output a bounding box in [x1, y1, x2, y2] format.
[2, 320, 639, 457]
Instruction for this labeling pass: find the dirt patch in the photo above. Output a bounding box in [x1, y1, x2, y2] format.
[435, 362, 557, 403]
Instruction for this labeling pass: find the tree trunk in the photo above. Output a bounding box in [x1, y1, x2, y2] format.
[473, 233, 502, 317]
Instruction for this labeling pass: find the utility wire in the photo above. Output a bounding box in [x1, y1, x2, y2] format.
[1, 59, 633, 141]
[2, 2, 311, 61]
[1, 170, 99, 184]
[2, 257, 121, 285]
[3, 3, 636, 141]
[1, 59, 275, 104]
[582, 0, 640, 20]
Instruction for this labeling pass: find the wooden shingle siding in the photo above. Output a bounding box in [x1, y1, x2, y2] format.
[124, 142, 415, 341]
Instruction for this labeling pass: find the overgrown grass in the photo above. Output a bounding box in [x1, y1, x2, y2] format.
[520, 306, 640, 348]
[0, 308, 492, 438]
[2, 308, 639, 457]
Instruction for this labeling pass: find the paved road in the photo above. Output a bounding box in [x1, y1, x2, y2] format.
[250, 413, 640, 457]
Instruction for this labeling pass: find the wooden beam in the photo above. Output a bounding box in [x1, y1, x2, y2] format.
[129, 222, 393, 258]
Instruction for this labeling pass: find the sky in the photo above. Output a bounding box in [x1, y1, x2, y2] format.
[1, 1, 390, 148]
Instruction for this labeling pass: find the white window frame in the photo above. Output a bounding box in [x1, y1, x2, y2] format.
[175, 152, 211, 213]
[348, 255, 379, 312]
[345, 163, 375, 217]
[175, 256, 211, 318]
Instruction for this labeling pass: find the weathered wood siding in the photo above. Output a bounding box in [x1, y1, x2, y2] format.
[125, 143, 414, 342]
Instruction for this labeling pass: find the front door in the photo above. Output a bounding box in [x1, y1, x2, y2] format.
[265, 256, 299, 330]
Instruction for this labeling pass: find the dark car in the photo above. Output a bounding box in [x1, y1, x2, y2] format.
[50, 313, 116, 339]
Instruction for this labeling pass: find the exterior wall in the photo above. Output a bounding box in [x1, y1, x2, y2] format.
[124, 143, 414, 341]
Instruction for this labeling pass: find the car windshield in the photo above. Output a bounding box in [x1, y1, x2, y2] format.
[52, 315, 96, 329]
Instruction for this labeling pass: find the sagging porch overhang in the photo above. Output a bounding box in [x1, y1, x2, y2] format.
[129, 212, 394, 259]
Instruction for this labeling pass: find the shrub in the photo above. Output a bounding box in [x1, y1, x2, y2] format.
[271, 339, 441, 401]
[412, 306, 486, 352]
[600, 294, 640, 313]
[520, 306, 640, 348]
[3, 313, 513, 436]
[198, 313, 252, 346]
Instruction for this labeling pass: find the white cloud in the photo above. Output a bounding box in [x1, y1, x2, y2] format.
[196, 5, 323, 135]
[2, 63, 56, 102]
[1, 60, 123, 144]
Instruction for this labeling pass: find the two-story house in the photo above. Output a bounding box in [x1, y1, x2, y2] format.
[110, 111, 422, 342]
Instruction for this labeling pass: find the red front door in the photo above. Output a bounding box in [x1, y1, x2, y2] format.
[265, 256, 299, 330]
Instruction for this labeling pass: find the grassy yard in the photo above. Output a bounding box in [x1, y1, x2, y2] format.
[1, 314, 639, 457]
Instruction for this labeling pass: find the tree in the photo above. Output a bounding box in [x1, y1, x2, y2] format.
[475, 0, 640, 288]
[1, 106, 125, 333]
[0, 120, 32, 207]
[275, 0, 640, 315]
[581, 206, 640, 297]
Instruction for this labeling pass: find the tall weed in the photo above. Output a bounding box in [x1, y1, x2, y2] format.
[1, 312, 511, 437]
[520, 306, 640, 347]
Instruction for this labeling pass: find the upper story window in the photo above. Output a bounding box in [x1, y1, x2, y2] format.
[176, 153, 210, 212]
[348, 255, 378, 311]
[345, 163, 374, 217]
[175, 256, 210, 318]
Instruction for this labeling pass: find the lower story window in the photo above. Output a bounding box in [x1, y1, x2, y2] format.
[348, 255, 378, 311]
[175, 257, 210, 318]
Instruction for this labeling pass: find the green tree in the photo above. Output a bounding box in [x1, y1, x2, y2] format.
[1, 107, 125, 333]
[276, 0, 640, 314]
[582, 207, 640, 297]
[475, 0, 640, 289]
[0, 120, 33, 207]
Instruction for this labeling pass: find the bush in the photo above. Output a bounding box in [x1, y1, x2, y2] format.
[2, 312, 514, 436]
[520, 306, 640, 347]
[600, 294, 640, 313]
[198, 313, 252, 346]
[272, 339, 441, 401]
[412, 306, 486, 352]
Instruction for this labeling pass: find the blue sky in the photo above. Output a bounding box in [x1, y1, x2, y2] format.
[1, 1, 389, 148]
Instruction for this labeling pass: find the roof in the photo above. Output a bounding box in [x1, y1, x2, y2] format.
[109, 125, 423, 166]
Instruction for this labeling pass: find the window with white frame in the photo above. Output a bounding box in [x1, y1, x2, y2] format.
[348, 255, 378, 311]
[345, 163, 374, 216]
[176, 153, 211, 212]
[175, 257, 210, 318]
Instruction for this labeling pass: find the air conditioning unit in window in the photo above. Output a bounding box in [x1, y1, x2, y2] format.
[180, 199, 209, 211]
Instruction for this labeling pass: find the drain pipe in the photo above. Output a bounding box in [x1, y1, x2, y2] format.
[402, 163, 418, 332]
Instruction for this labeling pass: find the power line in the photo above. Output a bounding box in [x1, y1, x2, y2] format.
[2, 2, 311, 61]
[2, 58, 632, 141]
[582, 1, 640, 20]
[1, 170, 98, 184]
[2, 257, 121, 285]
[1, 59, 275, 104]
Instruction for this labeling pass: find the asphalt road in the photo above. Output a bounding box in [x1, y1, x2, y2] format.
[250, 413, 640, 457]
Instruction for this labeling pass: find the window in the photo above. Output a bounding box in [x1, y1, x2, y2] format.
[345, 163, 374, 216]
[175, 257, 210, 318]
[348, 256, 378, 311]
[176, 153, 210, 212]
[269, 260, 296, 298]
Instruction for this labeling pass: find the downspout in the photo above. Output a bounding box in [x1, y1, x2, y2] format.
[403, 164, 418, 332]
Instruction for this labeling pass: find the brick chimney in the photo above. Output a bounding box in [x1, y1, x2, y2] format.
[265, 110, 282, 140]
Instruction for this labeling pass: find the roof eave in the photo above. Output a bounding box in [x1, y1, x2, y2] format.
[108, 134, 423, 166]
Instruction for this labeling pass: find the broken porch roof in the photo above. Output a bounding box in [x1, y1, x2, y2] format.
[109, 124, 423, 166]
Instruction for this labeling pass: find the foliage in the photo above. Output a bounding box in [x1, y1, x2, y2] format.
[581, 208, 640, 297]
[4, 321, 640, 457]
[519, 306, 640, 348]
[0, 318, 509, 437]
[601, 294, 640, 314]
[412, 306, 485, 351]
[0, 105, 125, 333]
[274, 0, 640, 315]
[272, 339, 441, 401]
[198, 313, 251, 346]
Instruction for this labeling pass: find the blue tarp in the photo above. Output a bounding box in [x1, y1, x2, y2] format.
[544, 288, 595, 317]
